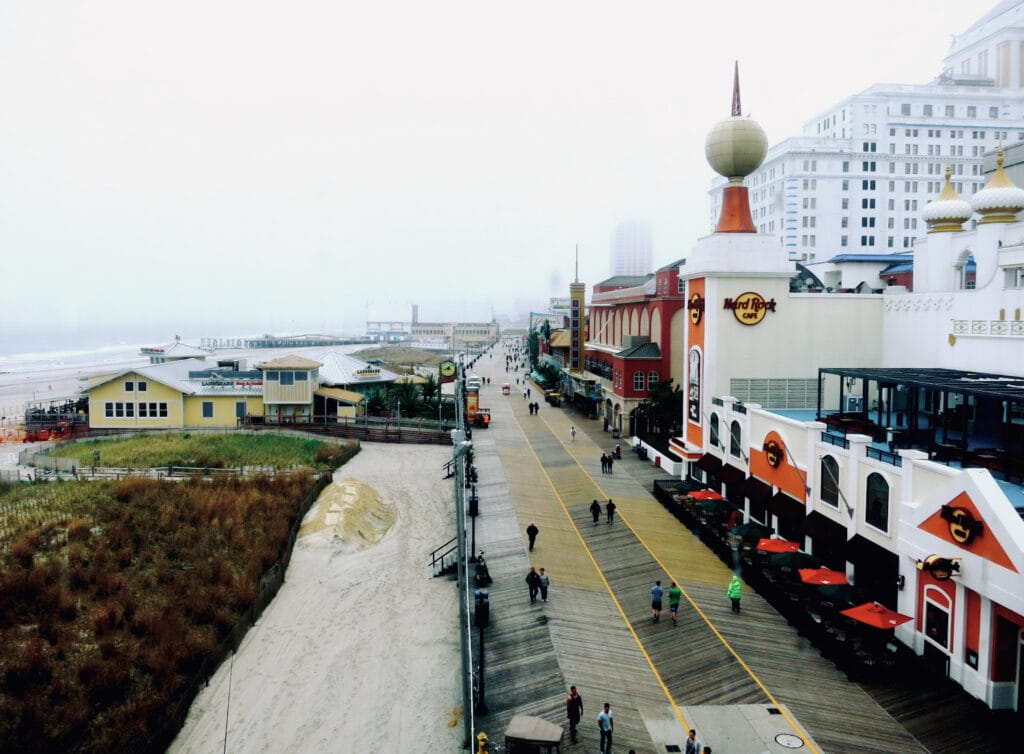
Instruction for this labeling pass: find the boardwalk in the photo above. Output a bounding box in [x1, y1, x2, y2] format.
[463, 353, 1017, 753]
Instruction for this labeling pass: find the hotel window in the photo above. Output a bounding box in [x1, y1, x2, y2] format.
[900, 103, 910, 115]
[841, 217, 848, 228]
[296, 372, 308, 382]
[861, 217, 876, 228]
[105, 402, 114, 417]
[888, 237, 895, 248]
[202, 401, 214, 418]
[709, 414, 720, 449]
[865, 472, 890, 532]
[124, 381, 134, 392]
[139, 403, 148, 417]
[945, 105, 954, 117]
[280, 371, 295, 386]
[841, 198, 849, 210]
[967, 106, 976, 117]
[861, 236, 876, 247]
[862, 161, 876, 172]
[266, 371, 279, 381]
[159, 403, 168, 418]
[842, 180, 849, 191]
[125, 402, 134, 418]
[861, 198, 875, 209]
[647, 371, 659, 389]
[842, 161, 849, 172]
[923, 104, 932, 117]
[633, 371, 644, 391]
[888, 144, 895, 154]
[729, 420, 742, 458]
[888, 218, 895, 229]
[841, 235, 848, 247]
[115, 402, 124, 418]
[1006, 267, 1024, 289]
[137, 381, 147, 392]
[820, 456, 839, 507]
[861, 180, 875, 190]
[888, 199, 895, 210]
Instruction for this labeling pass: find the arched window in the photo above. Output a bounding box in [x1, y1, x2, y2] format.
[633, 371, 645, 391]
[647, 371, 659, 389]
[820, 455, 839, 507]
[865, 472, 889, 532]
[709, 413, 720, 449]
[729, 420, 742, 458]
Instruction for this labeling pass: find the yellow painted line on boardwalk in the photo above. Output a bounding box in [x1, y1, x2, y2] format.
[547, 429, 822, 754]
[514, 414, 691, 733]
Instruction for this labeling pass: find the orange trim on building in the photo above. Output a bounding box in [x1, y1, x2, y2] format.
[965, 588, 981, 665]
[918, 491, 1018, 572]
[749, 430, 806, 501]
[685, 278, 706, 449]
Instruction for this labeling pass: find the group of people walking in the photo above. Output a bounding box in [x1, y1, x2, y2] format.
[589, 498, 616, 526]
[527, 401, 540, 415]
[599, 452, 615, 473]
[564, 684, 711, 754]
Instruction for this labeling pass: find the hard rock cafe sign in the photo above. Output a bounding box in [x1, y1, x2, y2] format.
[724, 291, 777, 326]
[940, 505, 983, 545]
[763, 439, 784, 468]
[688, 293, 705, 326]
[917, 554, 960, 581]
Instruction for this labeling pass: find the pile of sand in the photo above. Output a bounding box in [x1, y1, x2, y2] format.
[169, 443, 462, 753]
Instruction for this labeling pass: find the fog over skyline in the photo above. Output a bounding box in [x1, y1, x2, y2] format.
[0, 1, 986, 345]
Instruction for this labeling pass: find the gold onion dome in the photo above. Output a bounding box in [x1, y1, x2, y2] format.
[923, 166, 973, 232]
[971, 150, 1024, 224]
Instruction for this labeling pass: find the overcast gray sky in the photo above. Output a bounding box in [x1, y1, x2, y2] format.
[0, 0, 987, 342]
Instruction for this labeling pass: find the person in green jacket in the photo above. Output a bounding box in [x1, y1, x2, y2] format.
[727, 574, 742, 613]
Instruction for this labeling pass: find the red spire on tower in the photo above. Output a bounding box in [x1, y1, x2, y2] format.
[731, 61, 741, 117]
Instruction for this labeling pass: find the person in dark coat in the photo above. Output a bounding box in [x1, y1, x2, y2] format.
[526, 521, 539, 551]
[590, 499, 602, 526]
[526, 567, 541, 603]
[606, 499, 617, 525]
[566, 685, 583, 743]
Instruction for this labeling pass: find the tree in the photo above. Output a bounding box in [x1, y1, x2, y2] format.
[365, 387, 389, 417]
[392, 381, 421, 417]
[638, 378, 683, 438]
[420, 373, 440, 402]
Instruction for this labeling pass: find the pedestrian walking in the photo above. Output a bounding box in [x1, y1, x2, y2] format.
[727, 573, 742, 613]
[600, 453, 608, 473]
[607, 454, 614, 474]
[606, 499, 616, 525]
[668, 581, 682, 626]
[527, 387, 531, 398]
[684, 729, 703, 754]
[526, 521, 539, 551]
[570, 426, 576, 442]
[597, 702, 614, 754]
[590, 499, 602, 526]
[526, 567, 541, 604]
[651, 580, 664, 623]
[566, 686, 583, 743]
[538, 568, 550, 602]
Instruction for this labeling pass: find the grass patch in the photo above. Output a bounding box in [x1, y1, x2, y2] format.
[49, 433, 349, 470]
[0, 435, 354, 752]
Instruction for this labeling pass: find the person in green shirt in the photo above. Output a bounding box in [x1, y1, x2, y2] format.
[727, 574, 742, 613]
[668, 581, 682, 626]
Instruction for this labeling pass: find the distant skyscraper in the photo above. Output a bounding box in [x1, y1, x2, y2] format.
[610, 221, 653, 276]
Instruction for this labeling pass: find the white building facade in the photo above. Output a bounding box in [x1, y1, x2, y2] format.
[711, 2, 1024, 272]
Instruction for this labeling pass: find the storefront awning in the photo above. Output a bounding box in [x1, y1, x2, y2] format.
[719, 463, 745, 485]
[845, 534, 898, 566]
[315, 387, 365, 405]
[769, 492, 806, 521]
[742, 476, 772, 501]
[696, 454, 722, 473]
[803, 510, 847, 542]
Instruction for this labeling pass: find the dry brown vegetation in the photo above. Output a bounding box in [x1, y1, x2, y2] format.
[0, 471, 331, 753]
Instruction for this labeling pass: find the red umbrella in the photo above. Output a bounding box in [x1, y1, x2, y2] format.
[756, 537, 800, 553]
[840, 602, 913, 629]
[689, 489, 725, 500]
[798, 567, 848, 586]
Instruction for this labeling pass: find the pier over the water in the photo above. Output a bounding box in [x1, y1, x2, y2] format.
[199, 335, 374, 350]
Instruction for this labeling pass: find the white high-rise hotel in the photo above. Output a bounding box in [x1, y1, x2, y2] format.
[711, 0, 1024, 264]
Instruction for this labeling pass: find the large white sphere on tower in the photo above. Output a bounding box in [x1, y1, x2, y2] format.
[705, 117, 767, 183]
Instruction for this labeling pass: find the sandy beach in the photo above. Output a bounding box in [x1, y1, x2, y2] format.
[168, 442, 463, 753]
